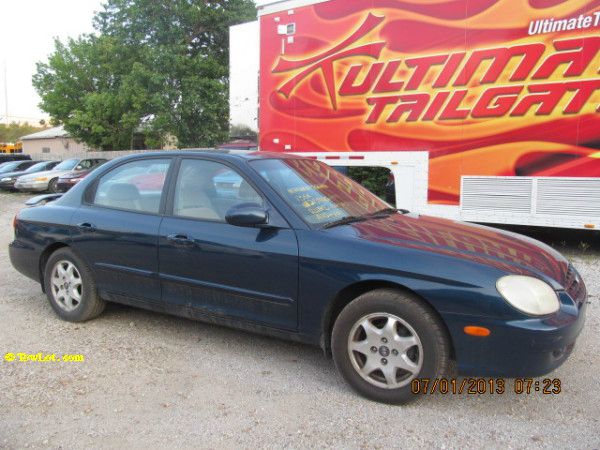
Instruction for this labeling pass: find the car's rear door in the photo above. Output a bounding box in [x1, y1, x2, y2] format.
[158, 157, 299, 330]
[70, 157, 173, 305]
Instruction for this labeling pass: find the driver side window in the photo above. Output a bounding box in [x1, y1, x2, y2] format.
[173, 159, 263, 222]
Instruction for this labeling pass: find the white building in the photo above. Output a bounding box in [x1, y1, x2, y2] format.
[20, 126, 92, 159]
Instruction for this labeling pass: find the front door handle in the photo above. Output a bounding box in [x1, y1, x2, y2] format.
[77, 222, 96, 232]
[166, 234, 195, 246]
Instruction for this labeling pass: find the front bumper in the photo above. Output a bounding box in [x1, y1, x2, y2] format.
[14, 180, 50, 192]
[446, 291, 587, 377]
[0, 179, 17, 190]
[56, 179, 79, 192]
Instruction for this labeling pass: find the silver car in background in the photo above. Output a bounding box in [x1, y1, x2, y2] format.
[14, 158, 107, 193]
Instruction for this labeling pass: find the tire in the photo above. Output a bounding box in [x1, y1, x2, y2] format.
[43, 248, 105, 322]
[331, 288, 451, 404]
[48, 178, 59, 193]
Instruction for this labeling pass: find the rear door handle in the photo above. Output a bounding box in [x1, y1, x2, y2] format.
[167, 234, 195, 246]
[77, 222, 96, 232]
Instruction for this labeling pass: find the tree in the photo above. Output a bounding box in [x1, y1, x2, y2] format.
[33, 0, 256, 150]
[34, 35, 154, 150]
[348, 166, 390, 198]
[0, 122, 43, 143]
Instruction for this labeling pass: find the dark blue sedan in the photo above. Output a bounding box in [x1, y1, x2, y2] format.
[9, 151, 587, 403]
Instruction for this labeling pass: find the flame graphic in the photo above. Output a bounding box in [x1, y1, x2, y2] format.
[259, 0, 600, 204]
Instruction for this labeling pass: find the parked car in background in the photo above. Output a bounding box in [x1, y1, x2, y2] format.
[0, 161, 60, 191]
[217, 139, 257, 150]
[0, 154, 31, 164]
[9, 152, 587, 404]
[0, 160, 37, 176]
[56, 160, 107, 192]
[14, 158, 107, 193]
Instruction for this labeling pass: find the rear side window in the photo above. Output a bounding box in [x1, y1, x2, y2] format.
[93, 159, 170, 214]
[17, 161, 36, 170]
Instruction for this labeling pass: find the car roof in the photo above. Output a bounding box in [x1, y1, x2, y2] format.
[112, 150, 305, 162]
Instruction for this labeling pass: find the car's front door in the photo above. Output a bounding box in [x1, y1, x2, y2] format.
[158, 158, 299, 330]
[70, 157, 172, 305]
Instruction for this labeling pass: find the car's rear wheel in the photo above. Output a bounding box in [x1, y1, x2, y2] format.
[48, 178, 59, 193]
[44, 248, 105, 322]
[331, 288, 451, 404]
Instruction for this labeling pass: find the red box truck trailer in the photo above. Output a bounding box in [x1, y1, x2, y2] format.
[229, 0, 600, 230]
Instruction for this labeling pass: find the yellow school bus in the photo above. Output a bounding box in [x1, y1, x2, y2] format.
[0, 142, 22, 153]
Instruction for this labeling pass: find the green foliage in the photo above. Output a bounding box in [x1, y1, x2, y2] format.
[34, 35, 152, 150]
[0, 122, 43, 143]
[33, 0, 256, 150]
[348, 166, 390, 198]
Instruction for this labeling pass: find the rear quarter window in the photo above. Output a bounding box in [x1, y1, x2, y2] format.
[93, 159, 170, 214]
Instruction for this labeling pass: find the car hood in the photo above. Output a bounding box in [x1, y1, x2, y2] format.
[59, 169, 91, 179]
[326, 213, 569, 286]
[18, 169, 71, 181]
[0, 170, 30, 179]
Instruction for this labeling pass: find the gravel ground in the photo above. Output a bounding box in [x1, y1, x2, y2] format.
[0, 192, 599, 449]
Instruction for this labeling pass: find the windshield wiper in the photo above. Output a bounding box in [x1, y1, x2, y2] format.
[322, 215, 368, 229]
[367, 207, 410, 217]
[322, 208, 410, 229]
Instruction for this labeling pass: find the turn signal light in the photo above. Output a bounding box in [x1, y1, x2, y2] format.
[584, 224, 595, 229]
[463, 326, 491, 337]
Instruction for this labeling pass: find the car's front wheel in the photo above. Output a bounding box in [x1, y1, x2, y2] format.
[331, 289, 451, 404]
[48, 178, 59, 193]
[43, 248, 105, 322]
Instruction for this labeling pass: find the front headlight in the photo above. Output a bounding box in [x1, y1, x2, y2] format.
[496, 275, 560, 316]
[0, 177, 11, 182]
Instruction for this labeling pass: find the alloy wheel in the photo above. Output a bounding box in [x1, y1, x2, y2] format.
[347, 312, 423, 389]
[50, 260, 83, 312]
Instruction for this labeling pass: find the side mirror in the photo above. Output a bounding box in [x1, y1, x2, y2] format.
[25, 193, 63, 206]
[225, 203, 268, 227]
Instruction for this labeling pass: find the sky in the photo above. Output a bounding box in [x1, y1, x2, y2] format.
[0, 0, 105, 124]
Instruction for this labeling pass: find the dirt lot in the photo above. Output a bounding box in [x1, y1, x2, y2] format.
[1, 192, 599, 449]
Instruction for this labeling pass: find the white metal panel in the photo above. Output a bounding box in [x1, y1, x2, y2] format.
[536, 178, 600, 217]
[459, 176, 600, 229]
[392, 165, 417, 211]
[461, 177, 533, 213]
[229, 21, 260, 131]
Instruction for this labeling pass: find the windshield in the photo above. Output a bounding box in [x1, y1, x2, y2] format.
[24, 161, 51, 173]
[250, 158, 390, 226]
[53, 158, 79, 171]
[0, 161, 21, 173]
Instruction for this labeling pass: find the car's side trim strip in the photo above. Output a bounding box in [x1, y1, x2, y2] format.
[159, 273, 294, 306]
[103, 291, 310, 343]
[95, 262, 156, 278]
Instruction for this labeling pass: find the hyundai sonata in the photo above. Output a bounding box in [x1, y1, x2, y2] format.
[9, 151, 586, 403]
